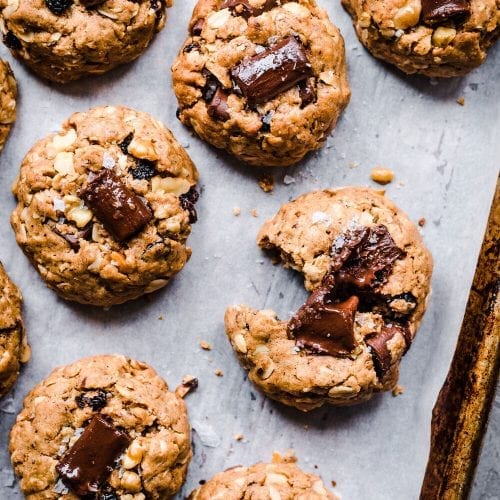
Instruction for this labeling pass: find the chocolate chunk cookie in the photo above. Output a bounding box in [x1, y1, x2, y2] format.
[0, 58, 16, 152]
[0, 0, 171, 83]
[225, 187, 433, 410]
[11, 106, 199, 307]
[172, 0, 350, 167]
[342, 0, 499, 76]
[10, 355, 192, 498]
[189, 459, 335, 499]
[0, 262, 29, 399]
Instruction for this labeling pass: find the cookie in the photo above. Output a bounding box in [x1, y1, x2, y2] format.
[189, 459, 335, 499]
[11, 105, 199, 307]
[10, 354, 192, 498]
[172, 0, 350, 167]
[0, 0, 171, 83]
[0, 262, 29, 399]
[342, 0, 499, 77]
[0, 58, 16, 152]
[225, 187, 433, 410]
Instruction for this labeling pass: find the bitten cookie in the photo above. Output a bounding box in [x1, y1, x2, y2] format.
[0, 262, 29, 399]
[10, 355, 192, 498]
[189, 459, 335, 499]
[0, 58, 16, 152]
[172, 0, 350, 167]
[342, 0, 499, 77]
[225, 187, 433, 410]
[0, 0, 171, 83]
[11, 106, 199, 307]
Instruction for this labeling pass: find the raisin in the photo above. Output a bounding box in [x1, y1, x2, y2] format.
[45, 0, 73, 15]
[3, 31, 21, 50]
[131, 159, 156, 180]
[75, 389, 108, 411]
[179, 186, 199, 224]
[183, 42, 200, 53]
[176, 108, 182, 120]
[119, 133, 133, 155]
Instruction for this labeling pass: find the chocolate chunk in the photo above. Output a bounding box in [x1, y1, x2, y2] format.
[299, 78, 316, 107]
[231, 35, 313, 106]
[131, 159, 157, 180]
[288, 289, 359, 356]
[76, 389, 109, 411]
[191, 18, 204, 36]
[56, 415, 130, 496]
[331, 225, 406, 289]
[119, 133, 133, 155]
[53, 221, 93, 252]
[79, 0, 105, 7]
[366, 323, 410, 377]
[207, 88, 230, 121]
[260, 111, 273, 132]
[421, 0, 470, 23]
[201, 72, 219, 102]
[80, 169, 152, 242]
[221, 0, 277, 18]
[179, 186, 199, 223]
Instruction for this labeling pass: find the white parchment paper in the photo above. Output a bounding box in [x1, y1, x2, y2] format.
[0, 1, 498, 498]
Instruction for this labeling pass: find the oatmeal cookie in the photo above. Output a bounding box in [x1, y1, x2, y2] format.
[0, 0, 171, 83]
[172, 0, 350, 167]
[342, 0, 499, 77]
[11, 106, 199, 307]
[0, 58, 16, 152]
[189, 460, 335, 499]
[0, 262, 29, 399]
[225, 187, 433, 410]
[10, 354, 192, 498]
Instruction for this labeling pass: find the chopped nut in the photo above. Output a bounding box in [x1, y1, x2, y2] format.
[67, 207, 93, 228]
[251, 209, 259, 217]
[393, 0, 421, 29]
[370, 167, 394, 184]
[207, 7, 231, 29]
[199, 340, 212, 350]
[456, 96, 465, 106]
[258, 174, 274, 193]
[418, 217, 426, 227]
[358, 11, 371, 28]
[127, 137, 159, 161]
[392, 384, 405, 396]
[54, 152, 75, 175]
[432, 27, 456, 47]
[175, 375, 199, 398]
[233, 333, 247, 353]
[122, 441, 145, 470]
[121, 471, 141, 492]
[232, 206, 241, 216]
[144, 279, 168, 294]
[214, 369, 224, 377]
[51, 129, 77, 152]
[151, 177, 191, 196]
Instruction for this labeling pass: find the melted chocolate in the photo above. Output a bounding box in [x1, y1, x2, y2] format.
[299, 78, 316, 107]
[366, 323, 410, 378]
[221, 0, 277, 18]
[421, 0, 470, 23]
[231, 35, 313, 106]
[56, 415, 130, 496]
[208, 88, 230, 121]
[288, 290, 359, 356]
[331, 225, 406, 289]
[80, 169, 152, 242]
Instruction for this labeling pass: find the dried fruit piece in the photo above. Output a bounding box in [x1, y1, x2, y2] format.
[56, 415, 130, 496]
[131, 159, 157, 180]
[75, 389, 109, 411]
[231, 36, 313, 106]
[179, 186, 199, 223]
[4, 31, 22, 50]
[80, 169, 152, 242]
[119, 133, 133, 155]
[45, 0, 73, 15]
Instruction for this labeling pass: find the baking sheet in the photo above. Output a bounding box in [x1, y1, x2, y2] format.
[0, 1, 498, 498]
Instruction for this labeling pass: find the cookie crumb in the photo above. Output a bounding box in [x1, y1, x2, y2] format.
[456, 96, 465, 106]
[214, 369, 224, 377]
[175, 375, 199, 398]
[370, 167, 394, 185]
[331, 480, 337, 487]
[349, 161, 359, 169]
[418, 218, 426, 227]
[234, 433, 244, 441]
[283, 174, 296, 185]
[251, 209, 259, 217]
[392, 384, 405, 396]
[258, 174, 274, 193]
[232, 206, 241, 216]
[199, 340, 212, 351]
[272, 450, 297, 464]
[158, 315, 164, 320]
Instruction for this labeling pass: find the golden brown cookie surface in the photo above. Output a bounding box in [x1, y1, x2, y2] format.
[342, 0, 499, 77]
[225, 187, 433, 410]
[11, 105, 199, 307]
[0, 58, 16, 152]
[0, 0, 171, 83]
[172, 0, 350, 167]
[10, 355, 192, 498]
[0, 262, 29, 399]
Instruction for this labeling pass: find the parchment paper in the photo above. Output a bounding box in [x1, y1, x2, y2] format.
[0, 1, 498, 498]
